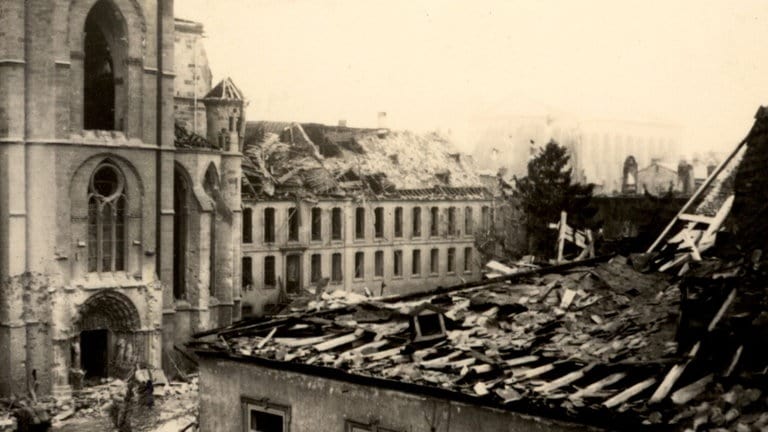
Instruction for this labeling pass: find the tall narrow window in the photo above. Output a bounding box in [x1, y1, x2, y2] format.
[332, 253, 342, 282]
[481, 206, 490, 231]
[288, 207, 299, 241]
[311, 254, 322, 283]
[412, 250, 421, 276]
[447, 248, 456, 274]
[394, 207, 403, 238]
[430, 248, 439, 274]
[88, 164, 126, 273]
[331, 207, 342, 240]
[355, 252, 365, 279]
[264, 256, 276, 287]
[242, 256, 253, 289]
[374, 207, 384, 238]
[242, 208, 253, 243]
[393, 250, 403, 277]
[464, 247, 472, 273]
[464, 207, 473, 236]
[447, 207, 456, 235]
[412, 207, 422, 237]
[375, 251, 384, 277]
[173, 167, 188, 299]
[84, 3, 118, 131]
[264, 208, 275, 243]
[355, 207, 365, 239]
[311, 207, 322, 241]
[430, 207, 439, 237]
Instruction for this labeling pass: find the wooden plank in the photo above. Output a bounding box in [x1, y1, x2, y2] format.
[420, 351, 462, 368]
[708, 288, 736, 332]
[505, 355, 539, 368]
[448, 357, 476, 369]
[678, 213, 715, 224]
[472, 364, 494, 374]
[314, 330, 365, 352]
[560, 288, 577, 310]
[724, 345, 743, 378]
[671, 374, 713, 405]
[557, 212, 567, 263]
[681, 232, 702, 261]
[649, 362, 689, 403]
[486, 260, 516, 275]
[508, 363, 555, 382]
[365, 346, 404, 361]
[534, 365, 594, 394]
[257, 327, 277, 349]
[274, 335, 328, 347]
[569, 372, 626, 401]
[603, 377, 657, 409]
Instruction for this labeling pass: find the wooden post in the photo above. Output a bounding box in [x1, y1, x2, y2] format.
[556, 211, 567, 263]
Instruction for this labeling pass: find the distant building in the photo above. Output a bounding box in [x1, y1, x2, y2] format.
[239, 121, 494, 316]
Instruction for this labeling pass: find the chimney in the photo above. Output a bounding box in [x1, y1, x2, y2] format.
[338, 119, 347, 127]
[377, 112, 387, 129]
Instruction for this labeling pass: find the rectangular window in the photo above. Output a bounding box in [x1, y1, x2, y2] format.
[394, 207, 403, 238]
[288, 207, 299, 241]
[430, 207, 439, 237]
[243, 398, 290, 432]
[311, 207, 322, 241]
[430, 248, 439, 274]
[242, 256, 253, 289]
[345, 420, 399, 432]
[332, 253, 342, 282]
[412, 250, 421, 276]
[464, 207, 473, 236]
[412, 207, 421, 237]
[481, 206, 490, 231]
[311, 254, 322, 283]
[447, 207, 456, 235]
[374, 251, 384, 277]
[447, 247, 456, 273]
[394, 250, 402, 277]
[464, 247, 472, 272]
[331, 207, 342, 240]
[264, 256, 276, 287]
[374, 207, 384, 238]
[355, 207, 365, 239]
[355, 252, 365, 279]
[264, 208, 275, 243]
[243, 208, 253, 243]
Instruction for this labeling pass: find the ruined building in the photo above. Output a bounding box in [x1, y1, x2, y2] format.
[0, 0, 242, 397]
[240, 121, 494, 316]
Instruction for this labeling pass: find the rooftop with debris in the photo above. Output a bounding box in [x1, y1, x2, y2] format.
[241, 121, 491, 201]
[193, 107, 768, 431]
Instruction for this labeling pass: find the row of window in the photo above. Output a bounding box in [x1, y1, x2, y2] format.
[244, 398, 398, 432]
[242, 205, 494, 244]
[241, 247, 473, 289]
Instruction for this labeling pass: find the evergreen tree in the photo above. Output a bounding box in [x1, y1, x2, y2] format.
[513, 140, 594, 256]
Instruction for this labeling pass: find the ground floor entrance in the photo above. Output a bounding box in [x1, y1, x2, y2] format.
[285, 254, 302, 294]
[80, 329, 110, 379]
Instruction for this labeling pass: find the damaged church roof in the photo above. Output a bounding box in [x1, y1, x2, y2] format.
[204, 77, 244, 101]
[241, 121, 491, 201]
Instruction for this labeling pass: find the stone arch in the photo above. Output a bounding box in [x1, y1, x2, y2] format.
[75, 290, 140, 332]
[69, 154, 144, 219]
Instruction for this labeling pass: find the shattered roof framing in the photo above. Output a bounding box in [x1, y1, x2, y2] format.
[241, 121, 492, 201]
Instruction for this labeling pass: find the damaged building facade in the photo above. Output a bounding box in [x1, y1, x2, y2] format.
[0, 0, 242, 397]
[240, 122, 494, 316]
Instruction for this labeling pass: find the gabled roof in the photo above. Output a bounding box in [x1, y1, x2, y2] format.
[204, 77, 244, 101]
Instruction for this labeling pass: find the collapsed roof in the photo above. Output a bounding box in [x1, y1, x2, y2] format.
[241, 121, 491, 201]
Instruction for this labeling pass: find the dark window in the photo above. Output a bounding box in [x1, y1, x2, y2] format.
[84, 4, 117, 131]
[375, 251, 384, 277]
[412, 250, 421, 276]
[345, 420, 400, 432]
[447, 247, 456, 273]
[394, 250, 402, 277]
[430, 207, 439, 237]
[242, 256, 253, 289]
[311, 208, 322, 241]
[243, 399, 290, 432]
[412, 207, 421, 237]
[464, 247, 472, 272]
[355, 252, 364, 279]
[87, 164, 126, 273]
[332, 253, 342, 282]
[418, 313, 444, 337]
[288, 207, 299, 241]
[464, 207, 473, 235]
[374, 207, 384, 238]
[264, 256, 276, 287]
[481, 206, 490, 231]
[447, 207, 456, 235]
[331, 207, 342, 240]
[355, 207, 365, 239]
[264, 208, 275, 243]
[173, 167, 188, 300]
[243, 208, 253, 243]
[311, 254, 321, 283]
[430, 248, 439, 274]
[394, 207, 403, 237]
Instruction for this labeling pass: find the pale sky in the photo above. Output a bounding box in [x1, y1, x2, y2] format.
[175, 0, 768, 155]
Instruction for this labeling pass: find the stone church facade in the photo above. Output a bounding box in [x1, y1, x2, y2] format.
[0, 0, 242, 397]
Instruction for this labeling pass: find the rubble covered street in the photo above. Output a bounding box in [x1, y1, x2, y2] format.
[0, 375, 198, 432]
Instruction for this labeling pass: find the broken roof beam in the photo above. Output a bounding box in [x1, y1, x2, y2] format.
[314, 329, 365, 352]
[569, 372, 626, 401]
[603, 377, 657, 409]
[533, 364, 595, 394]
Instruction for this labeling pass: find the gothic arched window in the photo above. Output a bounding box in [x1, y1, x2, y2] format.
[87, 164, 126, 272]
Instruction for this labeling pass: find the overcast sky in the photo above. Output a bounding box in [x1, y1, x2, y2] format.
[175, 0, 768, 155]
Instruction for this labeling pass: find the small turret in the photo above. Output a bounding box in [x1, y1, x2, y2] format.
[202, 78, 245, 151]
